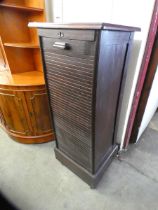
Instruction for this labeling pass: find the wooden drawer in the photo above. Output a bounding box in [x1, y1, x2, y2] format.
[41, 37, 96, 58]
[39, 29, 96, 41]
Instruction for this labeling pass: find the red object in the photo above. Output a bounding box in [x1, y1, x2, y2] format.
[124, 0, 158, 148]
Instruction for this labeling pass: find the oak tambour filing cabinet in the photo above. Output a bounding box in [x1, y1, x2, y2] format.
[30, 23, 140, 188]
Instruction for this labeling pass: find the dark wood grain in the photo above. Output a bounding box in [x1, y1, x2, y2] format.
[41, 32, 97, 172]
[38, 24, 138, 187]
[38, 29, 95, 41]
[95, 31, 131, 171]
[113, 32, 134, 146]
[42, 37, 96, 58]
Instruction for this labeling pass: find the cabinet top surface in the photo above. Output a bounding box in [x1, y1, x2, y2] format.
[28, 22, 140, 32]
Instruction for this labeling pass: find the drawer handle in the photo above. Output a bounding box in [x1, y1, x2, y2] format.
[53, 42, 70, 50]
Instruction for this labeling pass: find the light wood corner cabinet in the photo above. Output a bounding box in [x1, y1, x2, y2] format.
[0, 0, 54, 143]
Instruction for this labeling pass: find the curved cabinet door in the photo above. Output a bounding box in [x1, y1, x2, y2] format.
[0, 87, 54, 143]
[25, 89, 53, 136]
[0, 90, 30, 135]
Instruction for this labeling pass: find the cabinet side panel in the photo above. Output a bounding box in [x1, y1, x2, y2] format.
[95, 31, 130, 171]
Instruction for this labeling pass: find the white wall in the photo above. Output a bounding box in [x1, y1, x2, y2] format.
[62, 0, 113, 23]
[53, 0, 63, 23]
[45, 0, 54, 21]
[112, 0, 155, 149]
[137, 66, 158, 141]
[48, 0, 155, 149]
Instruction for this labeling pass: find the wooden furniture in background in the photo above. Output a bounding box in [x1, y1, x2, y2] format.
[0, 0, 54, 143]
[32, 22, 140, 187]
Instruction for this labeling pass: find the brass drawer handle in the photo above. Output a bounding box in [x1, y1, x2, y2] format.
[53, 42, 70, 50]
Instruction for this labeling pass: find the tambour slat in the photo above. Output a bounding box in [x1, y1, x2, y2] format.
[42, 40, 96, 171]
[49, 94, 92, 115]
[49, 89, 92, 108]
[45, 54, 94, 70]
[53, 107, 91, 127]
[56, 126, 92, 171]
[53, 105, 91, 123]
[45, 58, 94, 74]
[45, 51, 95, 64]
[56, 124, 92, 147]
[48, 88, 92, 105]
[55, 118, 92, 145]
[47, 76, 93, 95]
[46, 67, 93, 87]
[45, 62, 94, 81]
[47, 82, 92, 103]
[52, 103, 92, 123]
[54, 114, 91, 134]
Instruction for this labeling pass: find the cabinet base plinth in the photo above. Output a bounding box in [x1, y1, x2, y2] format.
[55, 145, 118, 188]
